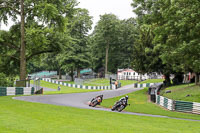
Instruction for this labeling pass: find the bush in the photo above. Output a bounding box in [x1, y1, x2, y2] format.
[0, 73, 14, 87]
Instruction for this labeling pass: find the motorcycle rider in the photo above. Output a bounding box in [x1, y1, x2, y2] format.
[97, 95, 103, 101]
[111, 95, 129, 111]
[89, 95, 103, 106]
[118, 95, 128, 104]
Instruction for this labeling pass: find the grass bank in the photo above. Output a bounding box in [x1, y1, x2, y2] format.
[119, 80, 138, 86]
[140, 79, 164, 83]
[31, 80, 99, 95]
[101, 88, 200, 120]
[0, 96, 199, 133]
[161, 83, 200, 102]
[49, 78, 138, 87]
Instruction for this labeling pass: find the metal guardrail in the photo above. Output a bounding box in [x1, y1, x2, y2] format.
[174, 100, 200, 114]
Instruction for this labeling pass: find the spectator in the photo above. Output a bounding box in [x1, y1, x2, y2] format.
[57, 86, 61, 91]
[115, 81, 118, 89]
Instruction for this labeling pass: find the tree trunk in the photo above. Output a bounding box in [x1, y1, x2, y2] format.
[20, 0, 26, 81]
[58, 68, 62, 79]
[77, 67, 80, 78]
[70, 66, 74, 81]
[195, 73, 199, 85]
[105, 43, 109, 76]
[199, 75, 200, 84]
[164, 74, 171, 86]
[139, 74, 142, 82]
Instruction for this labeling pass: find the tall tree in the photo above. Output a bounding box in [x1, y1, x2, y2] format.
[92, 14, 121, 75]
[91, 16, 137, 74]
[68, 8, 92, 77]
[55, 8, 92, 79]
[132, 0, 200, 85]
[0, 0, 77, 80]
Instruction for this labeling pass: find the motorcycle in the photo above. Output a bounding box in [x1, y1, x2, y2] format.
[111, 99, 129, 112]
[89, 95, 103, 107]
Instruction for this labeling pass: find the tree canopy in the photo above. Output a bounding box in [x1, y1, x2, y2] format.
[131, 0, 200, 84]
[0, 0, 78, 80]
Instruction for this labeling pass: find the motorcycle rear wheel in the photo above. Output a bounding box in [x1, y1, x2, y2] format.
[91, 101, 99, 107]
[117, 105, 125, 112]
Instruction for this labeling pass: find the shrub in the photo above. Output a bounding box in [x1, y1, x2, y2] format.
[0, 73, 14, 87]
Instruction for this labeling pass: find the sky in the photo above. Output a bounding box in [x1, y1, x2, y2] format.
[77, 0, 136, 32]
[0, 0, 136, 32]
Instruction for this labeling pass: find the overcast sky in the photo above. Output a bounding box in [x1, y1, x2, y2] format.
[0, 0, 135, 32]
[78, 0, 135, 32]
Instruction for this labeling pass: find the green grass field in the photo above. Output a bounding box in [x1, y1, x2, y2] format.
[31, 80, 99, 95]
[119, 80, 138, 86]
[140, 79, 164, 83]
[161, 83, 200, 102]
[46, 78, 138, 87]
[83, 78, 110, 86]
[62, 79, 110, 86]
[101, 88, 200, 120]
[0, 96, 200, 133]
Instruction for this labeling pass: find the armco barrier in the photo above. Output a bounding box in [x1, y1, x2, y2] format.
[42, 78, 155, 90]
[155, 95, 200, 115]
[0, 87, 35, 96]
[174, 100, 200, 114]
[156, 95, 173, 111]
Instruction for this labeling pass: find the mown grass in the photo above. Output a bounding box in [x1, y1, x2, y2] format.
[161, 83, 200, 102]
[31, 80, 99, 95]
[84, 79, 138, 87]
[119, 80, 138, 86]
[101, 88, 200, 120]
[140, 79, 164, 83]
[83, 78, 110, 86]
[0, 96, 200, 133]
[43, 78, 138, 87]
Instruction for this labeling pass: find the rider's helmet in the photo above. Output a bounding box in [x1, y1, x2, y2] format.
[125, 95, 129, 100]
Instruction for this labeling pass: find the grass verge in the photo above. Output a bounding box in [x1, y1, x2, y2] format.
[39, 78, 138, 87]
[140, 79, 164, 83]
[101, 88, 200, 120]
[83, 78, 110, 86]
[0, 96, 199, 133]
[31, 80, 99, 95]
[161, 83, 200, 102]
[119, 80, 138, 86]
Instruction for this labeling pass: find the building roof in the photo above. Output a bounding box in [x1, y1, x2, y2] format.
[118, 69, 135, 73]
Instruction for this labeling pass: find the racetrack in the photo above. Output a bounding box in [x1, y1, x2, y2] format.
[13, 84, 200, 122]
[14, 84, 140, 110]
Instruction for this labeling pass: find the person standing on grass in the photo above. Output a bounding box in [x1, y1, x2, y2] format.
[115, 81, 118, 89]
[57, 86, 61, 91]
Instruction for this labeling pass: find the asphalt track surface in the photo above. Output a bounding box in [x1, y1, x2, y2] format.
[14, 84, 200, 122]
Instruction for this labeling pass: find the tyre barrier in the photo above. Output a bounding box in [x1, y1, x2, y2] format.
[42, 78, 111, 90]
[0, 87, 35, 96]
[42, 78, 156, 90]
[156, 95, 173, 111]
[155, 95, 200, 115]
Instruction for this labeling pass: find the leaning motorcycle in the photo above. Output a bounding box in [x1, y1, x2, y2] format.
[111, 100, 129, 112]
[89, 95, 103, 107]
